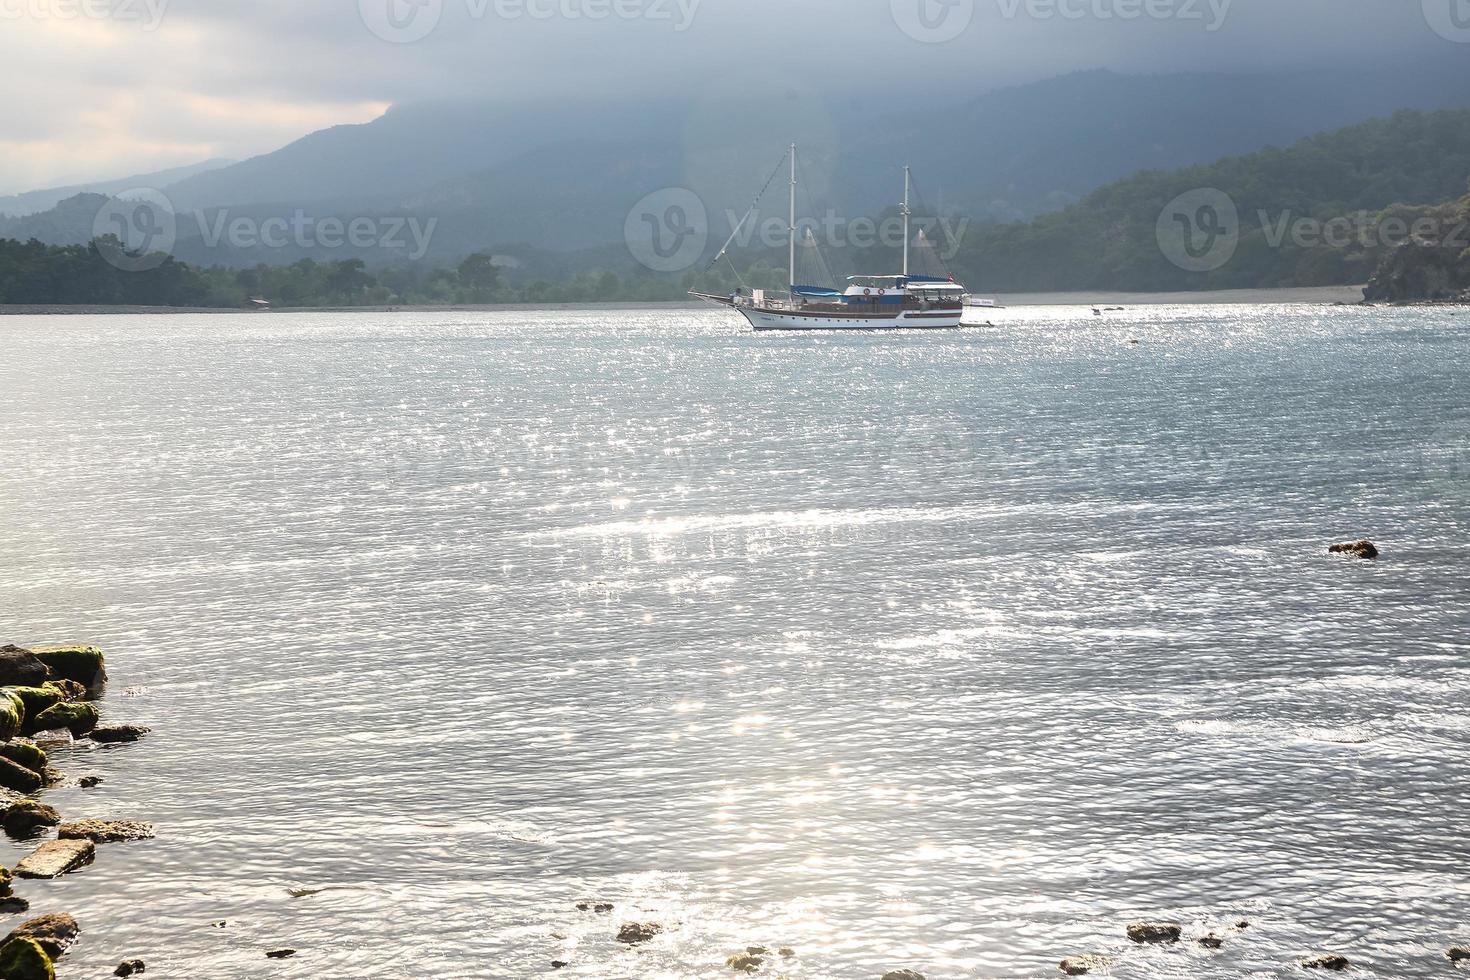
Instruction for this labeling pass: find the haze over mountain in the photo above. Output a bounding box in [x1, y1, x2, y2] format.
[0, 159, 234, 220]
[7, 57, 1470, 274]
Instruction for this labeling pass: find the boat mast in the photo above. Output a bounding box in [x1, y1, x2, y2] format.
[902, 165, 912, 278]
[788, 143, 797, 292]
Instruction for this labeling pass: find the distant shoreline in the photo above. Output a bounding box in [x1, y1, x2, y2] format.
[0, 284, 1378, 315]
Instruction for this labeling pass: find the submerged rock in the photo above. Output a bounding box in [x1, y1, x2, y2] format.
[616, 922, 662, 945]
[0, 936, 53, 980]
[265, 949, 296, 959]
[1448, 946, 1470, 963]
[727, 952, 763, 972]
[575, 901, 613, 913]
[59, 820, 155, 844]
[1198, 934, 1225, 949]
[1301, 954, 1350, 970]
[28, 646, 105, 689]
[15, 839, 94, 879]
[5, 912, 79, 958]
[89, 725, 150, 744]
[78, 776, 102, 789]
[114, 960, 146, 977]
[880, 971, 926, 980]
[1059, 955, 1112, 976]
[0, 897, 31, 915]
[0, 648, 49, 689]
[550, 961, 569, 969]
[1126, 922, 1182, 945]
[779, 947, 795, 957]
[0, 758, 42, 795]
[1, 801, 60, 839]
[1328, 539, 1378, 560]
[29, 702, 98, 738]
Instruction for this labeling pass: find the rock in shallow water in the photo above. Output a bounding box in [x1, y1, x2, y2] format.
[5, 912, 79, 958]
[880, 971, 926, 980]
[15, 840, 94, 879]
[1328, 539, 1378, 559]
[1301, 954, 1350, 970]
[89, 725, 150, 744]
[1198, 934, 1225, 949]
[0, 742, 47, 776]
[29, 702, 98, 738]
[727, 952, 763, 972]
[114, 959, 146, 977]
[0, 936, 53, 980]
[1059, 955, 1112, 976]
[1449, 946, 1470, 962]
[616, 922, 662, 945]
[59, 820, 155, 844]
[1126, 922, 1182, 945]
[1, 801, 60, 839]
[265, 949, 296, 959]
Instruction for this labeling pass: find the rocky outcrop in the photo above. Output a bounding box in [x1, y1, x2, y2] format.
[1126, 922, 1182, 944]
[58, 820, 155, 844]
[27, 647, 105, 690]
[0, 937, 54, 980]
[0, 649, 49, 689]
[5, 913, 79, 959]
[0, 741, 47, 775]
[15, 840, 94, 879]
[28, 702, 98, 738]
[1329, 539, 1378, 559]
[1059, 955, 1112, 975]
[2, 688, 60, 721]
[0, 757, 43, 794]
[1363, 240, 1470, 303]
[0, 692, 24, 742]
[2, 801, 60, 839]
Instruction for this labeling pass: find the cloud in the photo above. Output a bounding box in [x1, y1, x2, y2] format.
[0, 0, 1459, 193]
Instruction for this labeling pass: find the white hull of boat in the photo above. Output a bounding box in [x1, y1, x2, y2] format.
[736, 306, 965, 332]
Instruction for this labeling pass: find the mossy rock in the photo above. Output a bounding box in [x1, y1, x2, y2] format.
[1, 801, 60, 840]
[29, 702, 97, 738]
[0, 936, 53, 980]
[0, 867, 11, 898]
[0, 692, 23, 742]
[1, 689, 59, 722]
[40, 681, 85, 703]
[28, 646, 105, 689]
[0, 743, 46, 776]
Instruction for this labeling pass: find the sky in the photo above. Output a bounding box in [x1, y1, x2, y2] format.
[0, 0, 1464, 194]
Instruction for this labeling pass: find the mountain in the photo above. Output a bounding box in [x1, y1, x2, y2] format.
[948, 108, 1470, 293]
[0, 159, 233, 218]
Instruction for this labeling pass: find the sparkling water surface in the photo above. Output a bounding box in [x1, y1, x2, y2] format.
[1, 305, 1468, 979]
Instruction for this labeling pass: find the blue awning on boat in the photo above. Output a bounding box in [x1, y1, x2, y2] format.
[792, 284, 843, 297]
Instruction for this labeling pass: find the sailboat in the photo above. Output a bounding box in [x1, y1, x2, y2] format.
[691, 145, 968, 331]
